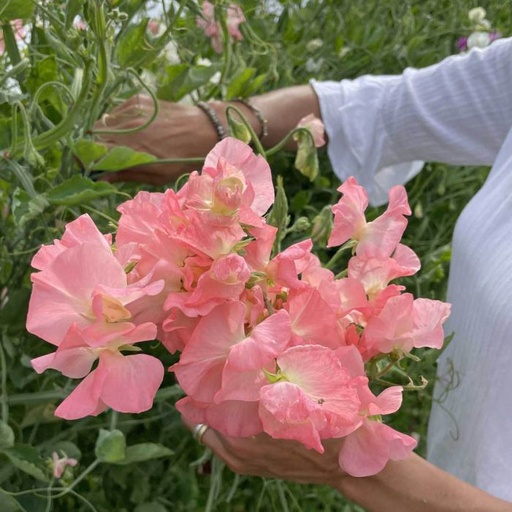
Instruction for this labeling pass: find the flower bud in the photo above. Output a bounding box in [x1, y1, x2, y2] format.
[311, 205, 333, 246]
[228, 115, 252, 145]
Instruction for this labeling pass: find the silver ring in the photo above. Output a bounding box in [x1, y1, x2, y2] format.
[193, 423, 209, 444]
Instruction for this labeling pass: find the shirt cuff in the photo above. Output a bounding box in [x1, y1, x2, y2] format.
[311, 78, 424, 206]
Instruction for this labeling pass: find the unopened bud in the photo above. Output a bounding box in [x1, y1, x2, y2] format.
[228, 115, 252, 145]
[294, 133, 319, 181]
[310, 205, 333, 245]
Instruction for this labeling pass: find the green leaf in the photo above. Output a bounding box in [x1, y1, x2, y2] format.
[114, 443, 173, 465]
[134, 503, 167, 512]
[0, 288, 30, 330]
[95, 429, 126, 463]
[3, 445, 49, 482]
[226, 68, 257, 100]
[0, 422, 14, 450]
[11, 189, 49, 227]
[72, 139, 109, 170]
[44, 441, 81, 462]
[0, 490, 23, 512]
[158, 64, 222, 102]
[91, 145, 156, 171]
[116, 19, 160, 68]
[0, 0, 35, 21]
[45, 176, 118, 206]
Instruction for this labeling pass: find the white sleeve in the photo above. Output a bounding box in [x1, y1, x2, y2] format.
[311, 37, 512, 205]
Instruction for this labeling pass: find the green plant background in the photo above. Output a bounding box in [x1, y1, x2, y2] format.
[0, 1, 507, 510]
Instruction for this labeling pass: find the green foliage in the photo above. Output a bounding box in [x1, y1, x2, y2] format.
[0, 0, 507, 510]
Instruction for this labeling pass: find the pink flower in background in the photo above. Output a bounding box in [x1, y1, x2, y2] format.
[0, 19, 24, 54]
[226, 4, 246, 41]
[296, 114, 326, 147]
[51, 452, 78, 479]
[196, 1, 245, 53]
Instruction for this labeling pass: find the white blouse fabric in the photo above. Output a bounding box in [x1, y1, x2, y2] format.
[312, 37, 512, 501]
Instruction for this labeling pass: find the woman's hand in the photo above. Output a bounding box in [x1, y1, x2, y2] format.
[183, 418, 347, 489]
[93, 95, 219, 184]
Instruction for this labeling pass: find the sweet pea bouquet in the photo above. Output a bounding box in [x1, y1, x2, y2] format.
[26, 137, 450, 478]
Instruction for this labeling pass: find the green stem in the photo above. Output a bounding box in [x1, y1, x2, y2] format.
[91, 69, 159, 135]
[1, 22, 22, 68]
[325, 239, 357, 270]
[3, 63, 93, 157]
[265, 130, 298, 156]
[50, 460, 101, 499]
[225, 105, 266, 157]
[8, 385, 182, 406]
[0, 341, 9, 422]
[7, 390, 67, 405]
[87, 3, 111, 130]
[109, 410, 118, 431]
[0, 58, 29, 88]
[12, 101, 44, 168]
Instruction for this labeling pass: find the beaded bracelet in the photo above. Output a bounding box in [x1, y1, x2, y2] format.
[196, 101, 227, 141]
[232, 98, 268, 139]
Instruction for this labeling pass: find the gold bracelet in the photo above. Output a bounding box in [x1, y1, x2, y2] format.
[232, 98, 268, 139]
[196, 101, 227, 141]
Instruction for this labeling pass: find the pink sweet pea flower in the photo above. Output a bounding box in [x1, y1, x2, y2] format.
[196, 2, 245, 53]
[364, 293, 451, 355]
[338, 384, 417, 477]
[177, 395, 263, 437]
[51, 451, 78, 479]
[296, 114, 326, 147]
[328, 177, 411, 259]
[285, 287, 342, 349]
[27, 241, 163, 346]
[171, 301, 290, 404]
[182, 137, 274, 220]
[32, 322, 164, 419]
[31, 214, 112, 271]
[259, 345, 361, 452]
[164, 253, 251, 317]
[348, 243, 421, 300]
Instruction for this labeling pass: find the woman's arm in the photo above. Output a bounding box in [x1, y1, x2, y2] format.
[340, 453, 512, 512]
[191, 420, 512, 512]
[95, 85, 321, 184]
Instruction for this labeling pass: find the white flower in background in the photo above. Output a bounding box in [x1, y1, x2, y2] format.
[306, 38, 323, 52]
[467, 31, 491, 49]
[164, 40, 180, 65]
[468, 7, 486, 24]
[305, 57, 323, 73]
[338, 46, 351, 59]
[197, 57, 212, 66]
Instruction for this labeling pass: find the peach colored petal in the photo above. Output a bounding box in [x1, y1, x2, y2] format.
[98, 351, 164, 413]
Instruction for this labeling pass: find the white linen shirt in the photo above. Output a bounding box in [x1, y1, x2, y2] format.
[312, 37, 512, 501]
